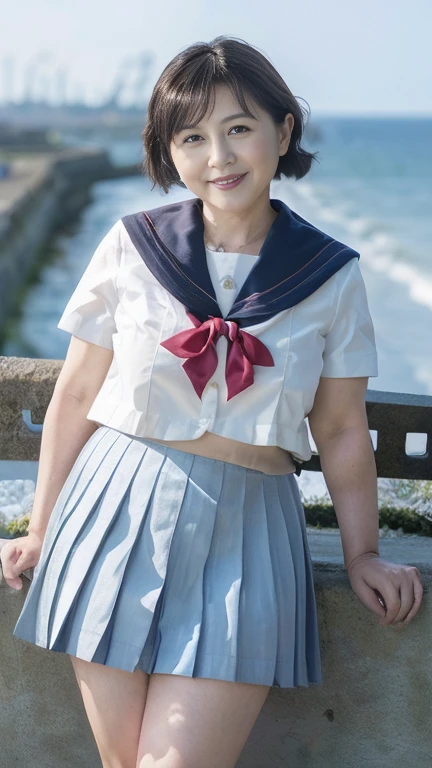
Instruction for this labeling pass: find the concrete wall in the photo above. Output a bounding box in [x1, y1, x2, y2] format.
[1, 558, 431, 768]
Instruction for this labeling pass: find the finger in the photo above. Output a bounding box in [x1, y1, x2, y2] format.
[372, 588, 387, 619]
[381, 582, 413, 625]
[398, 578, 424, 626]
[378, 583, 402, 625]
[6, 576, 23, 590]
[0, 546, 18, 582]
[350, 574, 387, 619]
[360, 572, 397, 622]
[1, 560, 23, 590]
[11, 552, 25, 574]
[1, 548, 26, 586]
[380, 575, 424, 626]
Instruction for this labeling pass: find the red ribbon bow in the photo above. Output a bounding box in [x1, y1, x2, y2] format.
[160, 312, 274, 400]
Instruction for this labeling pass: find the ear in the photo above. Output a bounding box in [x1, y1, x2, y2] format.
[279, 113, 294, 155]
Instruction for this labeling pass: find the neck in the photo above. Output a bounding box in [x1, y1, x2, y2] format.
[200, 195, 278, 255]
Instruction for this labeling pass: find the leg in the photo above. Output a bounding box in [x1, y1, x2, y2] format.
[136, 672, 271, 768]
[68, 654, 150, 768]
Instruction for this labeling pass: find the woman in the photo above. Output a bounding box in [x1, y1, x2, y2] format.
[2, 35, 423, 768]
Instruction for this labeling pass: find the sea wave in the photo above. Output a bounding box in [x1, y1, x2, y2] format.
[280, 179, 432, 313]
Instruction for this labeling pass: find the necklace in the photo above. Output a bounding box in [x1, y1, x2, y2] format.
[204, 219, 273, 254]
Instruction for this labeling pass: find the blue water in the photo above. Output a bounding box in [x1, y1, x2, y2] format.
[276, 116, 432, 397]
[1, 117, 431, 397]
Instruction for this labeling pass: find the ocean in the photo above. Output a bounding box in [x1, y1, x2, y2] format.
[0, 117, 431, 508]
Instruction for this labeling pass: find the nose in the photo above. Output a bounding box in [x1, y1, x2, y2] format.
[207, 136, 236, 170]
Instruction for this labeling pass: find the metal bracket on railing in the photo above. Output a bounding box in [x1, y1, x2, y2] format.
[21, 409, 43, 434]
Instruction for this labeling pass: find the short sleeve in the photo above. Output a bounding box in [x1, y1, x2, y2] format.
[57, 220, 121, 350]
[321, 258, 378, 378]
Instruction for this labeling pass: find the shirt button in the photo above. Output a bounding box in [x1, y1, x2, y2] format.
[222, 277, 235, 290]
[210, 382, 219, 389]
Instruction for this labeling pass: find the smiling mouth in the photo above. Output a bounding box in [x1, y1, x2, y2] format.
[210, 173, 247, 186]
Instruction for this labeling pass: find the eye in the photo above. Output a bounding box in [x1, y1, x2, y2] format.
[182, 125, 251, 143]
[183, 134, 202, 144]
[230, 125, 250, 135]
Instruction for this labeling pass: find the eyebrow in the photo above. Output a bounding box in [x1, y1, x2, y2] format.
[178, 112, 257, 131]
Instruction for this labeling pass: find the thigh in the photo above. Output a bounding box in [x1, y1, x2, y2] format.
[69, 655, 150, 768]
[137, 673, 271, 768]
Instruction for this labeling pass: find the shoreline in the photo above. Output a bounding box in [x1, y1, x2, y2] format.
[0, 147, 141, 334]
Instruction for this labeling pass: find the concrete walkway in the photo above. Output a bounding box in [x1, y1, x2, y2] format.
[307, 527, 432, 567]
[2, 528, 431, 587]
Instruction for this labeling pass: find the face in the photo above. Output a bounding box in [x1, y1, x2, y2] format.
[169, 84, 294, 213]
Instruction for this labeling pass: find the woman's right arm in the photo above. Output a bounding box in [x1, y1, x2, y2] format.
[1, 335, 114, 589]
[27, 334, 114, 538]
[0, 336, 114, 589]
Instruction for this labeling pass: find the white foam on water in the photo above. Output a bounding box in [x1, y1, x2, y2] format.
[287, 179, 432, 312]
[272, 178, 432, 395]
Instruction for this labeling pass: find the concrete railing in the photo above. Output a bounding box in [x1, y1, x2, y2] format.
[1, 356, 431, 477]
[1, 355, 431, 768]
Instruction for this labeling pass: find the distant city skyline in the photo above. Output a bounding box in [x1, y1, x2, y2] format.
[2, 0, 432, 116]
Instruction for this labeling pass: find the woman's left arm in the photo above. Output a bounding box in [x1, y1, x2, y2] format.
[308, 375, 424, 629]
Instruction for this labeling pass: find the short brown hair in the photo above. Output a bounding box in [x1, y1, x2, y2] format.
[142, 35, 319, 194]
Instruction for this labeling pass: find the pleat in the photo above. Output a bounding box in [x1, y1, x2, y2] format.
[233, 471, 280, 684]
[34, 430, 150, 648]
[139, 455, 226, 677]
[186, 461, 247, 681]
[287, 476, 323, 683]
[13, 427, 322, 688]
[13, 427, 126, 644]
[262, 477, 298, 684]
[33, 426, 121, 575]
[86, 446, 197, 671]
[274, 476, 310, 685]
[48, 441, 169, 663]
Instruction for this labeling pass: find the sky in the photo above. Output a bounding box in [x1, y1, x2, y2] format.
[1, 0, 431, 116]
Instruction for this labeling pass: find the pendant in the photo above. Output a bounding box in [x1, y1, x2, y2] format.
[205, 242, 225, 252]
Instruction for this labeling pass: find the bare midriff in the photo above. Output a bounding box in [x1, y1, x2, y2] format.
[146, 431, 297, 475]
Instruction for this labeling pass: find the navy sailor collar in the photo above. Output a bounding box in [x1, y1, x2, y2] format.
[122, 196, 359, 328]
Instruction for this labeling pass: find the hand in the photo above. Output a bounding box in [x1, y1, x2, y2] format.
[0, 532, 44, 591]
[346, 552, 424, 629]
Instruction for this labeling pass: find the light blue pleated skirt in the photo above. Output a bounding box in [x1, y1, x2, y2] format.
[13, 425, 323, 688]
